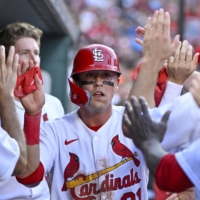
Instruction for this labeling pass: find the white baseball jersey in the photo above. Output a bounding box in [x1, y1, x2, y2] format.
[0, 93, 64, 200]
[149, 92, 200, 152]
[175, 138, 200, 199]
[40, 106, 149, 200]
[38, 92, 200, 200]
[158, 81, 183, 107]
[0, 128, 20, 181]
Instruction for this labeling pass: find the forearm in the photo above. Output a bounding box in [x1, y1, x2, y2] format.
[0, 95, 27, 175]
[139, 139, 167, 175]
[18, 111, 41, 178]
[129, 59, 163, 108]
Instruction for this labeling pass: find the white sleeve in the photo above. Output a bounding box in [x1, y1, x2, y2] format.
[43, 94, 65, 120]
[175, 138, 200, 191]
[39, 122, 58, 174]
[0, 128, 20, 181]
[159, 81, 183, 107]
[149, 92, 200, 151]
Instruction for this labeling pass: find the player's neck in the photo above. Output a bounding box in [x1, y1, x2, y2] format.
[78, 106, 112, 127]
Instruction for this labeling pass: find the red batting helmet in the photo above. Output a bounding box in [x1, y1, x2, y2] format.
[71, 44, 121, 76]
[69, 44, 120, 107]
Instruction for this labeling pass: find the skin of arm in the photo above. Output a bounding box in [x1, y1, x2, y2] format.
[129, 8, 180, 108]
[135, 25, 199, 89]
[122, 95, 197, 199]
[0, 46, 27, 175]
[17, 72, 45, 178]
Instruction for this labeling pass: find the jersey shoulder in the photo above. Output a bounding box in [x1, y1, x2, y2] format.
[112, 105, 125, 115]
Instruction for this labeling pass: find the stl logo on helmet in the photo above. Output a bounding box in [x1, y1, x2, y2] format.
[93, 48, 104, 62]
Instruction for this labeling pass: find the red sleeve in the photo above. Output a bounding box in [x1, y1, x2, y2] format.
[155, 154, 193, 193]
[16, 162, 44, 186]
[132, 63, 168, 107]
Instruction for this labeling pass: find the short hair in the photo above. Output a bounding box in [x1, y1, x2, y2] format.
[0, 22, 43, 56]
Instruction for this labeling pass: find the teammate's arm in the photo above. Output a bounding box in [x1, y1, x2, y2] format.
[0, 46, 27, 175]
[14, 61, 45, 181]
[122, 96, 194, 193]
[128, 9, 179, 108]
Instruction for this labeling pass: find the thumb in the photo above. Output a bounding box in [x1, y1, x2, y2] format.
[161, 110, 171, 125]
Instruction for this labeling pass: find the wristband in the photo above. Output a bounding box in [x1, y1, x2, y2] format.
[24, 111, 41, 145]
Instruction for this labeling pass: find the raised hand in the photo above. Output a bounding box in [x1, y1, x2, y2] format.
[167, 40, 199, 85]
[122, 96, 171, 149]
[19, 73, 45, 115]
[0, 46, 19, 98]
[143, 9, 180, 68]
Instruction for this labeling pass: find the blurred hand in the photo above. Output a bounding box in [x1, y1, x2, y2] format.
[0, 46, 19, 98]
[122, 96, 171, 148]
[20, 74, 45, 115]
[143, 8, 180, 66]
[166, 188, 194, 200]
[167, 40, 199, 85]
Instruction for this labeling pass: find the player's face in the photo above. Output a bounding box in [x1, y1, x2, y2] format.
[15, 37, 40, 71]
[78, 70, 120, 111]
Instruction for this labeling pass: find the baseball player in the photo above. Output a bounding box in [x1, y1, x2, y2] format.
[122, 82, 200, 199]
[17, 42, 200, 200]
[0, 45, 27, 181]
[0, 23, 64, 200]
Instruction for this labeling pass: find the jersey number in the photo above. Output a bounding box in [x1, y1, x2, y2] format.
[121, 188, 141, 200]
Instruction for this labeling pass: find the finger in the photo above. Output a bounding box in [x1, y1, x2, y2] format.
[151, 10, 159, 34]
[122, 112, 132, 128]
[29, 60, 35, 70]
[167, 56, 174, 68]
[179, 40, 188, 62]
[17, 64, 22, 76]
[185, 45, 193, 69]
[156, 8, 165, 35]
[173, 41, 182, 64]
[6, 46, 15, 69]
[21, 60, 27, 75]
[130, 96, 141, 117]
[13, 54, 19, 74]
[144, 17, 152, 37]
[171, 35, 180, 55]
[163, 11, 170, 37]
[135, 27, 145, 38]
[34, 74, 43, 91]
[166, 193, 178, 200]
[0, 46, 6, 73]
[138, 96, 150, 117]
[191, 52, 199, 70]
[161, 110, 171, 125]
[135, 38, 143, 46]
[124, 100, 136, 124]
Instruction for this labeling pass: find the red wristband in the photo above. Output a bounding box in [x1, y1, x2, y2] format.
[16, 162, 44, 185]
[24, 111, 41, 145]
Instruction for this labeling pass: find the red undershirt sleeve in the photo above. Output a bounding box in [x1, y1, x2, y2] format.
[154, 154, 193, 193]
